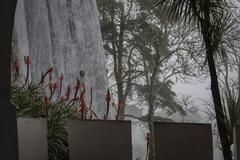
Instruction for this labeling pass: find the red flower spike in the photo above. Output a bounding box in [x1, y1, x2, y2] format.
[47, 67, 54, 73]
[118, 100, 124, 108]
[60, 96, 65, 103]
[43, 96, 49, 108]
[24, 56, 31, 65]
[60, 74, 64, 81]
[105, 89, 111, 102]
[82, 83, 85, 88]
[48, 83, 53, 90]
[49, 72, 52, 82]
[65, 86, 71, 100]
[53, 82, 58, 89]
[78, 98, 88, 114]
[75, 79, 81, 89]
[13, 58, 20, 71]
[145, 132, 151, 143]
[74, 97, 80, 101]
[90, 87, 96, 92]
[79, 105, 87, 113]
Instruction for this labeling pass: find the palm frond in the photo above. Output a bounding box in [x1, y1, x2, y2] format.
[154, 0, 228, 27]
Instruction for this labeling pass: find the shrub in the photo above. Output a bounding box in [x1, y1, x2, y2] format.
[11, 56, 102, 160]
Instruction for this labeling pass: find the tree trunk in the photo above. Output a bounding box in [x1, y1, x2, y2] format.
[0, 0, 18, 159]
[207, 53, 233, 160]
[148, 101, 156, 160]
[115, 8, 125, 120]
[147, 66, 159, 160]
[201, 1, 232, 159]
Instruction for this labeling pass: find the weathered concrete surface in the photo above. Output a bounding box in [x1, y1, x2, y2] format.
[68, 120, 132, 160]
[17, 118, 48, 160]
[14, 0, 113, 118]
[154, 122, 213, 160]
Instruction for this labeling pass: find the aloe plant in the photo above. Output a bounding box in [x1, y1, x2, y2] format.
[11, 57, 94, 160]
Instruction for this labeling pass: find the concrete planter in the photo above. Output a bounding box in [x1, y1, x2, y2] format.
[68, 120, 132, 160]
[17, 118, 48, 160]
[154, 122, 213, 160]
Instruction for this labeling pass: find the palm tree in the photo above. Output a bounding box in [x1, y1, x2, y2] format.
[155, 0, 233, 160]
[0, 0, 18, 159]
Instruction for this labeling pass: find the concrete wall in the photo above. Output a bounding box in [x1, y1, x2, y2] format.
[154, 122, 213, 160]
[17, 118, 48, 160]
[68, 120, 132, 160]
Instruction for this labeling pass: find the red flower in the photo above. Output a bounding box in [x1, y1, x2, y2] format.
[60, 74, 64, 81]
[105, 89, 111, 102]
[145, 132, 151, 143]
[90, 87, 96, 92]
[47, 67, 53, 73]
[65, 86, 71, 100]
[74, 97, 80, 101]
[75, 79, 81, 89]
[48, 83, 53, 90]
[79, 103, 88, 113]
[118, 100, 124, 108]
[60, 96, 65, 103]
[13, 58, 20, 71]
[82, 83, 85, 88]
[24, 56, 31, 65]
[43, 96, 50, 108]
[53, 82, 58, 89]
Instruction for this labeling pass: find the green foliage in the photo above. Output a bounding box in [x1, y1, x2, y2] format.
[135, 79, 185, 115]
[155, 0, 234, 57]
[11, 81, 79, 160]
[11, 82, 46, 117]
[156, 1, 235, 159]
[11, 58, 84, 160]
[11, 56, 111, 159]
[48, 102, 78, 160]
[222, 87, 240, 145]
[98, 0, 185, 116]
[155, 0, 228, 25]
[207, 85, 240, 146]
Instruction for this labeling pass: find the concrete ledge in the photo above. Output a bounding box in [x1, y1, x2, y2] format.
[154, 122, 213, 160]
[17, 118, 48, 160]
[68, 120, 132, 160]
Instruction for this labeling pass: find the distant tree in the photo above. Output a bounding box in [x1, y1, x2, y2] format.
[97, 0, 199, 118]
[97, 0, 138, 120]
[98, 1, 206, 159]
[128, 13, 186, 159]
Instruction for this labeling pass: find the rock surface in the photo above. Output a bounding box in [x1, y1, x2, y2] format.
[14, 0, 113, 118]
